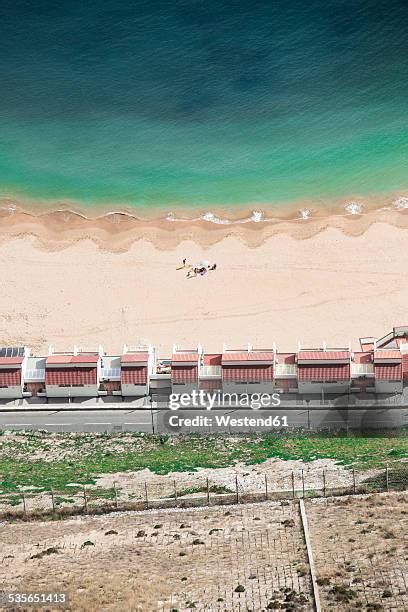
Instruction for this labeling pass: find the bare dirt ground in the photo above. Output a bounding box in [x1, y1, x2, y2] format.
[1, 492, 406, 611]
[0, 457, 381, 515]
[94, 457, 370, 498]
[1, 500, 313, 611]
[307, 492, 408, 611]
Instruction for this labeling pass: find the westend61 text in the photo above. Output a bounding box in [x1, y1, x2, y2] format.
[168, 414, 288, 428]
[168, 391, 281, 410]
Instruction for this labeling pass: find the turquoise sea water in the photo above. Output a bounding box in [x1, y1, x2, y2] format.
[1, 0, 407, 213]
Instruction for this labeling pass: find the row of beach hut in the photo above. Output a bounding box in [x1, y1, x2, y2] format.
[0, 327, 407, 401]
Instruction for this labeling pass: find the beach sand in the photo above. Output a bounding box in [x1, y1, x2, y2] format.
[0, 209, 407, 356]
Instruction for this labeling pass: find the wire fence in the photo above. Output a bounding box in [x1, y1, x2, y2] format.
[0, 464, 406, 520]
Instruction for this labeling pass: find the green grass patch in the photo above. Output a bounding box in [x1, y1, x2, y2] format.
[4, 494, 22, 506]
[0, 431, 407, 493]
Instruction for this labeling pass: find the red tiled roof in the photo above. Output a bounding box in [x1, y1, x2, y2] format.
[374, 350, 401, 361]
[0, 369, 21, 386]
[298, 364, 350, 381]
[222, 352, 274, 362]
[171, 365, 198, 383]
[374, 363, 402, 380]
[402, 355, 408, 379]
[203, 354, 222, 365]
[298, 351, 349, 361]
[0, 356, 24, 367]
[353, 352, 373, 364]
[222, 352, 249, 362]
[46, 355, 70, 365]
[121, 353, 149, 364]
[121, 366, 147, 385]
[46, 355, 99, 366]
[248, 352, 274, 360]
[71, 355, 99, 364]
[172, 353, 199, 363]
[45, 367, 97, 385]
[222, 365, 273, 382]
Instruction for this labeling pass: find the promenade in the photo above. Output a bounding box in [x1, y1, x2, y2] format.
[0, 407, 407, 433]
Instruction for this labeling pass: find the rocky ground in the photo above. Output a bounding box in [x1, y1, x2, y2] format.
[0, 499, 313, 611]
[0, 492, 406, 611]
[308, 492, 408, 611]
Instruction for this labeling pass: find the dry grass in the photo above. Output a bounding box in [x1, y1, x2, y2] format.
[307, 492, 408, 611]
[0, 501, 313, 611]
[1, 492, 406, 611]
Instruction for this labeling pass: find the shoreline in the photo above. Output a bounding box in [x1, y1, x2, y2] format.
[0, 199, 407, 251]
[1, 190, 408, 218]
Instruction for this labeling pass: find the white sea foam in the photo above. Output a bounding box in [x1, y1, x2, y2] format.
[3, 196, 407, 227]
[163, 209, 265, 225]
[200, 211, 229, 224]
[298, 208, 311, 220]
[393, 196, 408, 209]
[198, 210, 264, 225]
[345, 202, 363, 215]
[250, 210, 263, 223]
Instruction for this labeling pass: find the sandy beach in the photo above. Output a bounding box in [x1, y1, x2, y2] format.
[0, 209, 407, 356]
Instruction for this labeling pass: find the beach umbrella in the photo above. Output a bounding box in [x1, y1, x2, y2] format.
[199, 260, 210, 268]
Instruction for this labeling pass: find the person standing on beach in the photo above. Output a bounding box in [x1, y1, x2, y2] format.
[182, 258, 186, 267]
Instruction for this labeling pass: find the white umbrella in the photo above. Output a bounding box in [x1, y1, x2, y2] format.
[198, 260, 210, 268]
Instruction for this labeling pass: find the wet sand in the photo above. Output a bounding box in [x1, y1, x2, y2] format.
[0, 198, 407, 251]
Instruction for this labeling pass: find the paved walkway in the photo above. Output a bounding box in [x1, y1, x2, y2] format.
[0, 407, 407, 432]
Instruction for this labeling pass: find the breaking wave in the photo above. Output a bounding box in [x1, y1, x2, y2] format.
[344, 202, 363, 215]
[393, 196, 408, 210]
[0, 195, 407, 227]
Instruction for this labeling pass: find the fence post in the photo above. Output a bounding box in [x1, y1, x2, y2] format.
[323, 470, 326, 497]
[352, 468, 356, 494]
[22, 492, 26, 515]
[173, 480, 178, 504]
[301, 469, 305, 499]
[51, 488, 56, 513]
[83, 486, 88, 513]
[265, 474, 268, 501]
[113, 482, 118, 509]
[291, 471, 295, 499]
[235, 475, 239, 504]
[386, 465, 389, 492]
[144, 482, 149, 510]
[206, 478, 210, 505]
